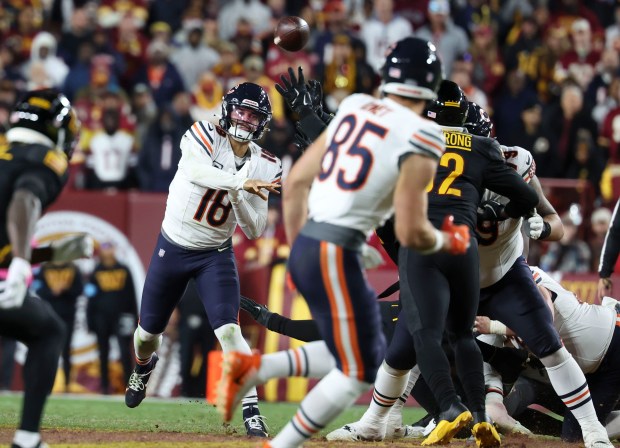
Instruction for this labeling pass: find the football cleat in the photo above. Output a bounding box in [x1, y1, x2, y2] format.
[244, 413, 269, 437]
[471, 422, 501, 447]
[583, 424, 614, 448]
[216, 351, 262, 422]
[125, 354, 159, 408]
[421, 402, 472, 446]
[404, 414, 437, 439]
[325, 421, 386, 441]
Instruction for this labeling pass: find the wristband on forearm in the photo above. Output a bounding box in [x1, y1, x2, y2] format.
[538, 221, 551, 240]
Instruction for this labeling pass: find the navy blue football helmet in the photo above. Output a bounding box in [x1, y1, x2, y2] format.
[379, 37, 443, 101]
[425, 80, 468, 127]
[464, 101, 493, 137]
[9, 88, 80, 158]
[219, 82, 272, 142]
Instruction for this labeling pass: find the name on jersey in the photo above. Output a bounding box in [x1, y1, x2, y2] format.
[443, 131, 472, 151]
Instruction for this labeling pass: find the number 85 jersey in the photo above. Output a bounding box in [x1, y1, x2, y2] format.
[307, 94, 445, 235]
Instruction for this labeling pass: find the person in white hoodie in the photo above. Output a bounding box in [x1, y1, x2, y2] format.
[24, 32, 69, 88]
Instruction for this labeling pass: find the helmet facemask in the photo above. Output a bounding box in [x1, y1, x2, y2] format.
[223, 104, 270, 142]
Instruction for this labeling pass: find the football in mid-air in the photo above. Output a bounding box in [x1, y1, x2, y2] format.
[274, 16, 310, 52]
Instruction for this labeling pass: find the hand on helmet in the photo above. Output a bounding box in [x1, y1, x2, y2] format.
[275, 67, 313, 115]
[441, 215, 470, 255]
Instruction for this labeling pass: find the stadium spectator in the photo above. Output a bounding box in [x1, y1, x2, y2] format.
[170, 20, 220, 91]
[242, 55, 284, 122]
[111, 11, 148, 90]
[555, 19, 602, 91]
[148, 21, 172, 45]
[605, 4, 620, 50]
[32, 261, 83, 392]
[133, 40, 184, 108]
[415, 0, 469, 78]
[589, 206, 613, 272]
[136, 105, 184, 192]
[56, 8, 96, 67]
[212, 41, 245, 92]
[540, 210, 592, 273]
[360, 0, 412, 73]
[469, 23, 506, 99]
[541, 83, 601, 177]
[588, 50, 620, 129]
[85, 241, 138, 394]
[450, 54, 489, 110]
[23, 32, 68, 88]
[217, 0, 272, 42]
[189, 72, 224, 124]
[130, 83, 157, 148]
[492, 68, 538, 141]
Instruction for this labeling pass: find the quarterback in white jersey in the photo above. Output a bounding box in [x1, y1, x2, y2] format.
[125, 82, 280, 437]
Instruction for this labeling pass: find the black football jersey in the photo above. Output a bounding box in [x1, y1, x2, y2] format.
[0, 141, 69, 267]
[427, 130, 538, 231]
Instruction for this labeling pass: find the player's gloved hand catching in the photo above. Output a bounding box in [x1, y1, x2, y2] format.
[360, 243, 385, 269]
[442, 215, 470, 255]
[51, 233, 95, 262]
[0, 257, 31, 309]
[275, 67, 313, 116]
[240, 295, 273, 326]
[306, 79, 333, 125]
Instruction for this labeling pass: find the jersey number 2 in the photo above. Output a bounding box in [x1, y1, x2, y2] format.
[318, 115, 386, 190]
[426, 152, 464, 197]
[193, 189, 232, 227]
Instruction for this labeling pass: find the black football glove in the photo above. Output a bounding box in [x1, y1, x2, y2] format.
[307, 79, 333, 125]
[293, 123, 312, 151]
[240, 295, 272, 327]
[478, 200, 506, 223]
[275, 66, 313, 116]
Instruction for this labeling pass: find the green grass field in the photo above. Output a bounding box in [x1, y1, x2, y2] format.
[0, 393, 426, 438]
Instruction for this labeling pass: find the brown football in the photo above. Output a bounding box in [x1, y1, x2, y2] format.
[274, 16, 310, 52]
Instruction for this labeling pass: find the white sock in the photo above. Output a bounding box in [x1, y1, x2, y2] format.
[605, 410, 620, 439]
[360, 362, 409, 426]
[134, 326, 162, 364]
[542, 348, 600, 429]
[270, 369, 371, 448]
[387, 366, 418, 429]
[257, 341, 335, 383]
[13, 430, 40, 448]
[214, 323, 258, 404]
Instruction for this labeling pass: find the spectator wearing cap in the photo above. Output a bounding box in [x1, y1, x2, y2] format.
[415, 0, 469, 78]
[133, 40, 184, 108]
[217, 0, 272, 41]
[171, 20, 220, 91]
[149, 21, 172, 45]
[85, 242, 138, 394]
[212, 41, 245, 92]
[360, 0, 412, 73]
[112, 11, 149, 90]
[555, 19, 602, 90]
[242, 55, 284, 121]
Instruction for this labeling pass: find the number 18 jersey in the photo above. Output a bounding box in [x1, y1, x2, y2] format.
[307, 94, 445, 236]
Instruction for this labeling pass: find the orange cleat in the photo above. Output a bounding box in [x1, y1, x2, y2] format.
[216, 350, 262, 422]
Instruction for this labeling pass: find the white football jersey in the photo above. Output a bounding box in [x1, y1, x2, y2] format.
[531, 267, 616, 373]
[307, 94, 445, 235]
[478, 146, 536, 288]
[161, 121, 282, 249]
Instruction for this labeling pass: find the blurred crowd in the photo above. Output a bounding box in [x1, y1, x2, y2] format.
[1, 0, 620, 268]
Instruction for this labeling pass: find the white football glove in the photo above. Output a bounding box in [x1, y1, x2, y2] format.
[51, 234, 95, 262]
[525, 213, 544, 240]
[361, 244, 385, 269]
[0, 257, 31, 309]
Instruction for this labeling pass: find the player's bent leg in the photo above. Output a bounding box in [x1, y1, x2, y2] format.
[217, 341, 336, 422]
[125, 326, 161, 408]
[541, 347, 613, 447]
